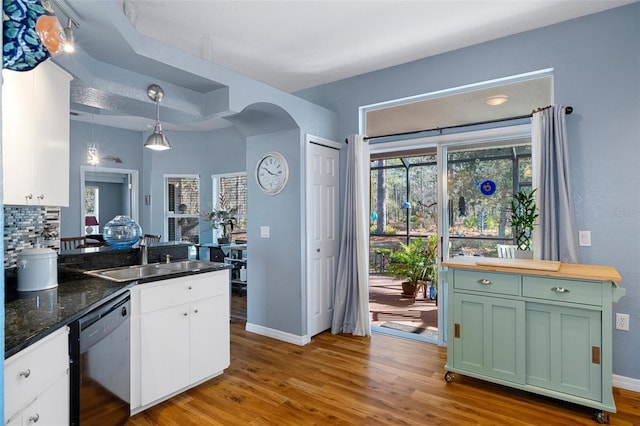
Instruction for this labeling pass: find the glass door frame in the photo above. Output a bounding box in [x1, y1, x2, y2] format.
[370, 123, 531, 346]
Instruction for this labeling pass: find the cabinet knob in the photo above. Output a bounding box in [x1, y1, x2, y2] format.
[25, 194, 33, 200]
[183, 312, 188, 317]
[19, 369, 31, 378]
[477, 278, 492, 285]
[551, 286, 570, 293]
[194, 308, 199, 314]
[37, 194, 44, 200]
[28, 413, 40, 423]
[188, 285, 192, 290]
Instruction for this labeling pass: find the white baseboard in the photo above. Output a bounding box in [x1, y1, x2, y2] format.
[613, 374, 640, 393]
[245, 322, 311, 346]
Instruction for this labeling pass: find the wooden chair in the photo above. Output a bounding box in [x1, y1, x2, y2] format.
[60, 237, 86, 250]
[143, 234, 161, 244]
[497, 244, 517, 259]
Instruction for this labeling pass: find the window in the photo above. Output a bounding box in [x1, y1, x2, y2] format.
[165, 175, 200, 243]
[211, 173, 247, 242]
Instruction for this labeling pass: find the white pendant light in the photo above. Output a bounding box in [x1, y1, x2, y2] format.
[144, 84, 171, 151]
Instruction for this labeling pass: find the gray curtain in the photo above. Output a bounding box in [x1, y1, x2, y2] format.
[332, 135, 370, 336]
[533, 106, 580, 263]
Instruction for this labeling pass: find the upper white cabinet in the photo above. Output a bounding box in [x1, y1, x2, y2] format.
[2, 60, 72, 206]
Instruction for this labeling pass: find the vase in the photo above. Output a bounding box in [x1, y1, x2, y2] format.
[102, 215, 142, 249]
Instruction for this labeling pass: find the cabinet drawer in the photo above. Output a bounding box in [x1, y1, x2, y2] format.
[453, 270, 520, 296]
[4, 327, 68, 419]
[140, 272, 227, 314]
[523, 277, 602, 306]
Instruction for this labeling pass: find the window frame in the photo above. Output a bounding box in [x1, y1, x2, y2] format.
[164, 174, 201, 243]
[211, 172, 247, 241]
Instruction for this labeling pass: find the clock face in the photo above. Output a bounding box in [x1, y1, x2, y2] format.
[256, 152, 289, 195]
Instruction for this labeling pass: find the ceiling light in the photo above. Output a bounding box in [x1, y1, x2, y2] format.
[62, 18, 75, 53]
[144, 84, 171, 151]
[486, 95, 509, 106]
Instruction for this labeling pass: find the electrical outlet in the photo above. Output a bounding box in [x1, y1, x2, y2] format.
[616, 313, 630, 331]
[578, 230, 591, 247]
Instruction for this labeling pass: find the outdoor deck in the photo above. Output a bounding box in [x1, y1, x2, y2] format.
[369, 273, 439, 339]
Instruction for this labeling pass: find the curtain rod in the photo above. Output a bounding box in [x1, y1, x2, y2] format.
[362, 105, 573, 142]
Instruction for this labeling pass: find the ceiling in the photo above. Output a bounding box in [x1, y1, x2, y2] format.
[54, 0, 634, 132]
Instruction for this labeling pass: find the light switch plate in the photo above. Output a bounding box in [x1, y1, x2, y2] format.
[578, 230, 591, 247]
[260, 226, 270, 238]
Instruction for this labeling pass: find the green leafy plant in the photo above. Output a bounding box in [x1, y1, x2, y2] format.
[201, 195, 237, 243]
[388, 236, 438, 296]
[508, 189, 538, 251]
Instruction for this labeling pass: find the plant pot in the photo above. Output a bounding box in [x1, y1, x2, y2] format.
[401, 281, 418, 297]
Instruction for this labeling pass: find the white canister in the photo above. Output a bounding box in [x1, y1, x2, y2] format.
[17, 247, 58, 292]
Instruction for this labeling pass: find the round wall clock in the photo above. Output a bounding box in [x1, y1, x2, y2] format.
[256, 151, 289, 195]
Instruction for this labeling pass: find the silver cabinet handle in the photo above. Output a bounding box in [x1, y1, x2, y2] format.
[37, 194, 44, 200]
[29, 413, 40, 423]
[20, 369, 31, 378]
[551, 286, 570, 293]
[477, 278, 492, 285]
[26, 194, 33, 200]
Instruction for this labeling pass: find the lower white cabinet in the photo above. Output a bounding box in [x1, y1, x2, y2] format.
[130, 270, 230, 413]
[4, 327, 69, 425]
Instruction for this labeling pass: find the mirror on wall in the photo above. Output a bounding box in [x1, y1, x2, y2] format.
[80, 166, 139, 236]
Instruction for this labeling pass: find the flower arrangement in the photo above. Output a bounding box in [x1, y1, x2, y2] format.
[200, 194, 237, 244]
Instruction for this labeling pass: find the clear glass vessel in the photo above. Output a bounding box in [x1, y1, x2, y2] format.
[102, 215, 142, 249]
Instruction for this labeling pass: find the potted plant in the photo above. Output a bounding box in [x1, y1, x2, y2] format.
[507, 188, 538, 258]
[201, 196, 237, 244]
[388, 237, 437, 297]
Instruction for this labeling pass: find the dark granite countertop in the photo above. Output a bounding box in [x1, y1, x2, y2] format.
[5, 243, 232, 359]
[5, 272, 132, 359]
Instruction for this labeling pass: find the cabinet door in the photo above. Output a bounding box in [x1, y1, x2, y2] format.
[2, 68, 35, 205]
[526, 303, 602, 400]
[140, 304, 190, 406]
[190, 295, 230, 383]
[452, 293, 525, 384]
[19, 372, 69, 426]
[32, 61, 70, 207]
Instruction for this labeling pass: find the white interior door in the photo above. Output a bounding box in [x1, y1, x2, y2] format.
[306, 137, 340, 337]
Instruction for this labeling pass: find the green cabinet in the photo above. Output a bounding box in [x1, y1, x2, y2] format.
[444, 260, 625, 420]
[453, 293, 525, 384]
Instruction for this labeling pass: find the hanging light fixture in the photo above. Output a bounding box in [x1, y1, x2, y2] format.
[144, 84, 171, 151]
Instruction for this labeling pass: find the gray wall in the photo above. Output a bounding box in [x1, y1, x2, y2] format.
[246, 129, 304, 335]
[297, 4, 640, 379]
[61, 121, 143, 237]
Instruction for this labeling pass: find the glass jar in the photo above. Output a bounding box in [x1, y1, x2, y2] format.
[102, 215, 142, 249]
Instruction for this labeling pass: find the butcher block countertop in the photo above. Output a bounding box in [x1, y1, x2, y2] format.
[442, 257, 622, 284]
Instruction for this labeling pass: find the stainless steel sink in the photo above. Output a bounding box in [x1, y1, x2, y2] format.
[152, 260, 212, 272]
[85, 260, 223, 282]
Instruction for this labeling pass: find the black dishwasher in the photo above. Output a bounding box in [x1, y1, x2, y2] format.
[69, 291, 131, 426]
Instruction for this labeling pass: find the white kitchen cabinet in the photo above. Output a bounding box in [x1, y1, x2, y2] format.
[443, 258, 624, 423]
[4, 327, 69, 425]
[2, 60, 72, 206]
[130, 269, 230, 413]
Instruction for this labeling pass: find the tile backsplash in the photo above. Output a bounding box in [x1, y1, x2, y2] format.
[4, 206, 60, 269]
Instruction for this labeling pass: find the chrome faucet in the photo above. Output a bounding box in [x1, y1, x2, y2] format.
[140, 239, 148, 265]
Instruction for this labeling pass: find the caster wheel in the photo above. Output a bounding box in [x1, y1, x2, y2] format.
[594, 411, 609, 424]
[444, 371, 454, 383]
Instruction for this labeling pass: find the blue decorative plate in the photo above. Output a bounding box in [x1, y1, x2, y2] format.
[480, 180, 496, 196]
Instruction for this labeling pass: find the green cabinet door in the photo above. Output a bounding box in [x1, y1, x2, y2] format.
[525, 303, 602, 401]
[453, 293, 525, 384]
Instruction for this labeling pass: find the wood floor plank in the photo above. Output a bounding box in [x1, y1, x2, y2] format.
[126, 319, 640, 425]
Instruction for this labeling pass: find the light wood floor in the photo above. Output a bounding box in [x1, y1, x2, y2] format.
[126, 319, 640, 425]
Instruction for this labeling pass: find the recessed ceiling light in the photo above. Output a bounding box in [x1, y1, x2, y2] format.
[486, 95, 509, 106]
